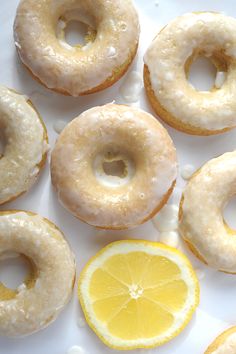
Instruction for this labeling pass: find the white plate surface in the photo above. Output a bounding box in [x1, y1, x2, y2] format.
[1, 1, 236, 353]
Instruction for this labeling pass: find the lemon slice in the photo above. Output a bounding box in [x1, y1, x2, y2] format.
[78, 240, 199, 350]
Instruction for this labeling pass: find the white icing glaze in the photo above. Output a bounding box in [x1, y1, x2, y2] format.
[43, 141, 51, 154]
[152, 204, 179, 232]
[77, 317, 86, 328]
[181, 164, 195, 180]
[51, 104, 177, 229]
[53, 120, 67, 134]
[14, 0, 140, 96]
[195, 268, 205, 281]
[119, 71, 143, 103]
[179, 151, 236, 272]
[144, 12, 236, 131]
[59, 39, 76, 51]
[159, 231, 180, 248]
[17, 283, 27, 293]
[67, 346, 85, 354]
[215, 72, 226, 89]
[107, 46, 117, 58]
[212, 332, 236, 354]
[14, 41, 21, 49]
[0, 211, 75, 337]
[0, 86, 48, 205]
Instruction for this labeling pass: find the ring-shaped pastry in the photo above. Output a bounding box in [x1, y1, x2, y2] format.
[144, 12, 236, 135]
[0, 210, 76, 337]
[0, 86, 48, 205]
[14, 0, 140, 96]
[179, 151, 236, 273]
[51, 104, 177, 230]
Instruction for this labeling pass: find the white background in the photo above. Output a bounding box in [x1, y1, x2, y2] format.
[1, 0, 236, 353]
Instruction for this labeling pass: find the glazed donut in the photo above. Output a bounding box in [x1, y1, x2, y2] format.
[51, 104, 177, 229]
[205, 327, 236, 354]
[0, 86, 48, 205]
[179, 151, 236, 273]
[0, 210, 76, 337]
[14, 0, 140, 96]
[144, 12, 236, 135]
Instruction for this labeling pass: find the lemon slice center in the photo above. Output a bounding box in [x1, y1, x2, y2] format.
[129, 284, 143, 299]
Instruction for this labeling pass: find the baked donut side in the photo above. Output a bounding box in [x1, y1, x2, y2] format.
[51, 104, 177, 230]
[0, 210, 76, 337]
[21, 43, 138, 97]
[0, 86, 48, 205]
[179, 151, 236, 273]
[14, 0, 140, 96]
[79, 44, 139, 96]
[144, 12, 236, 135]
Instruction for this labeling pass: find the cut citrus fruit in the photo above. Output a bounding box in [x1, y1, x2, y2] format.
[78, 240, 199, 350]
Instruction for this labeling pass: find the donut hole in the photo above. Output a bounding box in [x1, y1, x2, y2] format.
[103, 160, 126, 178]
[187, 55, 217, 91]
[0, 253, 36, 300]
[65, 20, 96, 47]
[223, 197, 236, 230]
[186, 51, 228, 91]
[57, 16, 97, 48]
[94, 149, 135, 187]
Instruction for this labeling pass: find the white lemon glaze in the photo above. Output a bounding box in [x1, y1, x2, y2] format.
[195, 268, 205, 281]
[53, 119, 67, 134]
[77, 316, 86, 328]
[67, 346, 85, 354]
[181, 164, 195, 181]
[14, 0, 140, 96]
[159, 231, 180, 248]
[144, 12, 236, 131]
[152, 204, 179, 232]
[51, 104, 177, 229]
[0, 86, 47, 205]
[0, 211, 75, 337]
[119, 71, 143, 103]
[179, 151, 236, 272]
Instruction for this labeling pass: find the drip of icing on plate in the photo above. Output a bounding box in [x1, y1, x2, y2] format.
[119, 71, 143, 103]
[181, 164, 195, 180]
[152, 204, 179, 232]
[77, 317, 86, 328]
[67, 346, 85, 354]
[53, 120, 68, 134]
[195, 268, 206, 281]
[159, 231, 180, 248]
